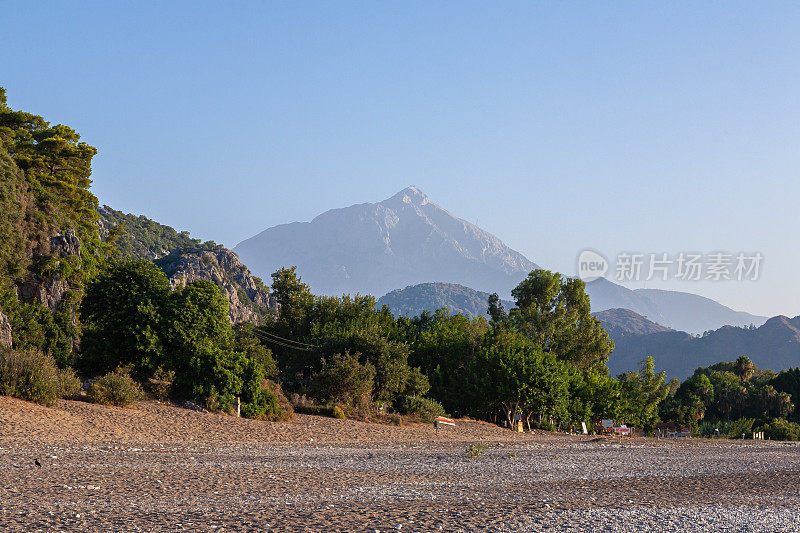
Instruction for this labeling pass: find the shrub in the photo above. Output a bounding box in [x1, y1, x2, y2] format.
[309, 351, 375, 411]
[87, 370, 143, 407]
[761, 418, 800, 441]
[292, 403, 345, 419]
[0, 349, 77, 406]
[698, 418, 755, 439]
[399, 395, 446, 423]
[241, 379, 294, 422]
[466, 443, 490, 458]
[289, 395, 344, 419]
[57, 367, 81, 399]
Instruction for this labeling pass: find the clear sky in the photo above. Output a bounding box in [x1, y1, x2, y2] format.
[3, 2, 799, 317]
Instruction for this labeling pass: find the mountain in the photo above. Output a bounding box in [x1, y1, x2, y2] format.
[234, 187, 538, 298]
[97, 205, 204, 260]
[607, 315, 800, 379]
[585, 278, 668, 325]
[593, 308, 673, 338]
[634, 288, 766, 334]
[585, 278, 767, 334]
[378, 282, 514, 318]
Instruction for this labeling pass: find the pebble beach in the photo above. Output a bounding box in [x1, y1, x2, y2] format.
[2, 397, 799, 532]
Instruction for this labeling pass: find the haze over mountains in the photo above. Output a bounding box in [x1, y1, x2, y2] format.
[606, 314, 800, 379]
[235, 187, 537, 298]
[585, 278, 767, 335]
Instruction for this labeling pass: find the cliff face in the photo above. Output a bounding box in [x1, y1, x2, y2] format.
[154, 248, 276, 325]
[0, 309, 11, 348]
[16, 230, 82, 311]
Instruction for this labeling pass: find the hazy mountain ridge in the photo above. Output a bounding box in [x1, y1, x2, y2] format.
[586, 278, 766, 334]
[378, 282, 514, 318]
[593, 308, 674, 338]
[608, 314, 800, 379]
[234, 187, 537, 298]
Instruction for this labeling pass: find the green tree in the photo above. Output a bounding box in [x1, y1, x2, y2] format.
[617, 356, 670, 433]
[509, 269, 613, 372]
[163, 280, 242, 408]
[309, 351, 375, 412]
[80, 260, 170, 379]
[476, 329, 569, 429]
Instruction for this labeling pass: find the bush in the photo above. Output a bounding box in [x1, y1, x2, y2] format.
[698, 418, 755, 439]
[0, 349, 78, 406]
[399, 395, 446, 423]
[290, 394, 345, 419]
[241, 379, 294, 422]
[87, 370, 143, 407]
[309, 351, 374, 411]
[761, 418, 800, 441]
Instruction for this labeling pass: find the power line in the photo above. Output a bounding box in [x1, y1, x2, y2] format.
[250, 330, 316, 351]
[254, 329, 317, 349]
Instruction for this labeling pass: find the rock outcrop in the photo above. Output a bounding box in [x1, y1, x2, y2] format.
[155, 247, 276, 324]
[0, 309, 12, 348]
[17, 230, 81, 312]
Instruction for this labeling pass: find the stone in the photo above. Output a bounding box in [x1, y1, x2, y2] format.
[0, 308, 12, 348]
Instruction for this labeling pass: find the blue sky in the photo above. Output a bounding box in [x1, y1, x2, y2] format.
[3, 2, 799, 316]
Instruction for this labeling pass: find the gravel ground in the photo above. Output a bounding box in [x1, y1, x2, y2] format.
[2, 397, 800, 531]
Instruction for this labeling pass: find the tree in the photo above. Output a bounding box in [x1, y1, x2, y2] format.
[617, 357, 670, 432]
[405, 309, 487, 416]
[309, 351, 375, 412]
[163, 280, 242, 408]
[509, 269, 613, 372]
[487, 293, 507, 324]
[709, 371, 747, 421]
[477, 329, 569, 429]
[80, 259, 170, 379]
[734, 355, 756, 382]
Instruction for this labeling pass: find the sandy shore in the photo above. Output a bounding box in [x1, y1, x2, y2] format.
[2, 397, 800, 531]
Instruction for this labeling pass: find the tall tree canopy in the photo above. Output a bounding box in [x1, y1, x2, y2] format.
[506, 269, 613, 372]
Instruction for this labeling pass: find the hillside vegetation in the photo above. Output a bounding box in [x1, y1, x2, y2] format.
[378, 282, 514, 318]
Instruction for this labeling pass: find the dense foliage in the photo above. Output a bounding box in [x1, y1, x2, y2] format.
[87, 369, 144, 407]
[0, 88, 114, 364]
[98, 205, 219, 259]
[78, 259, 284, 418]
[0, 348, 80, 406]
[658, 356, 800, 439]
[259, 267, 644, 429]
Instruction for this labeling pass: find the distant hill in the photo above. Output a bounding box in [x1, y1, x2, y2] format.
[98, 207, 275, 324]
[607, 315, 800, 379]
[593, 308, 673, 338]
[585, 278, 767, 334]
[585, 278, 668, 325]
[234, 187, 538, 298]
[634, 288, 766, 334]
[378, 282, 514, 318]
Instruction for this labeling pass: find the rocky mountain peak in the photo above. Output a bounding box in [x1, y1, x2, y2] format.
[234, 187, 538, 297]
[385, 186, 430, 207]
